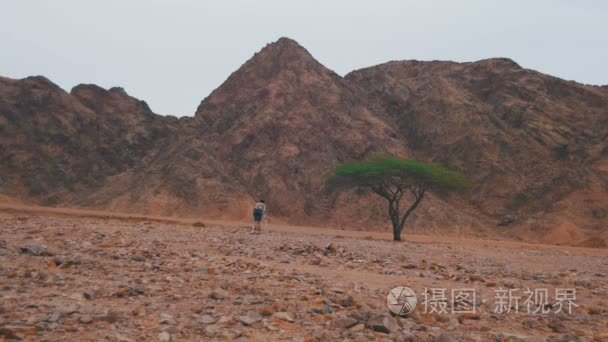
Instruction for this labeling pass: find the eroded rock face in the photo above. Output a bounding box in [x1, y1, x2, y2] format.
[1, 37, 608, 243]
[192, 37, 407, 224]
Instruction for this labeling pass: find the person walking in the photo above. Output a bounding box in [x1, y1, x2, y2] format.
[251, 199, 266, 234]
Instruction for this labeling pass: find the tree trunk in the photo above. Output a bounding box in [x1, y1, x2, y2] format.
[387, 189, 425, 241]
[387, 199, 401, 241]
[392, 225, 402, 241]
[372, 184, 426, 242]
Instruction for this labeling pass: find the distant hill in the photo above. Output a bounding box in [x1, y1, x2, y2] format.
[1, 37, 607, 245]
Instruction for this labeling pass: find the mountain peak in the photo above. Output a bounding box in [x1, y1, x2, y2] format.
[250, 37, 316, 66]
[195, 37, 336, 118]
[274, 36, 302, 46]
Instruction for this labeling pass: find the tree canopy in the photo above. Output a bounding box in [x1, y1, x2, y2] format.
[328, 156, 468, 241]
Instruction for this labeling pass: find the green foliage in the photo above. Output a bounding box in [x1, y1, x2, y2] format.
[328, 156, 468, 193]
[327, 156, 468, 241]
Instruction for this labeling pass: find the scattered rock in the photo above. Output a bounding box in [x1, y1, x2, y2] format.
[273, 312, 295, 323]
[259, 306, 275, 316]
[237, 312, 262, 326]
[160, 313, 177, 325]
[209, 288, 227, 300]
[330, 317, 358, 329]
[435, 314, 450, 323]
[198, 314, 218, 325]
[350, 323, 365, 333]
[333, 293, 355, 307]
[46, 311, 63, 323]
[131, 255, 146, 262]
[79, 315, 93, 324]
[96, 310, 120, 323]
[592, 332, 608, 341]
[19, 244, 52, 256]
[436, 333, 458, 342]
[158, 331, 171, 342]
[0, 325, 38, 339]
[498, 214, 516, 226]
[548, 317, 569, 333]
[367, 314, 399, 334]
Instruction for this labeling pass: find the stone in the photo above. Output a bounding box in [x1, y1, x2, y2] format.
[592, 333, 608, 341]
[199, 314, 218, 325]
[435, 314, 450, 322]
[548, 317, 569, 333]
[498, 214, 516, 226]
[158, 331, 171, 342]
[237, 312, 263, 326]
[334, 293, 355, 307]
[80, 315, 93, 324]
[447, 317, 460, 330]
[259, 306, 275, 316]
[312, 327, 329, 340]
[349, 323, 365, 333]
[160, 313, 177, 325]
[0, 325, 38, 339]
[497, 332, 543, 341]
[330, 317, 358, 329]
[46, 311, 63, 323]
[436, 332, 458, 342]
[20, 244, 52, 256]
[131, 255, 146, 262]
[273, 311, 295, 323]
[396, 333, 416, 342]
[58, 303, 80, 314]
[216, 316, 234, 325]
[367, 314, 399, 334]
[209, 288, 227, 300]
[97, 310, 120, 323]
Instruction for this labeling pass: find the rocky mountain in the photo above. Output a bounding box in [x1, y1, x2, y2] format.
[192, 38, 407, 224]
[1, 37, 607, 245]
[345, 58, 608, 243]
[0, 76, 175, 204]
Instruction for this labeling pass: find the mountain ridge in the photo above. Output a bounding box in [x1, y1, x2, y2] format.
[1, 37, 607, 245]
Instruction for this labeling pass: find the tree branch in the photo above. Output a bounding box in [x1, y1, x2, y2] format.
[397, 187, 426, 231]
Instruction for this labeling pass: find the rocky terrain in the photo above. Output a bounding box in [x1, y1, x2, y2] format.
[1, 37, 607, 245]
[0, 209, 607, 341]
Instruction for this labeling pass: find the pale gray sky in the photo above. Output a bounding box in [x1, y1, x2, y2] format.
[2, 0, 607, 116]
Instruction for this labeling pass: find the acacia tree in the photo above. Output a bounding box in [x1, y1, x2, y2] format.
[328, 156, 467, 241]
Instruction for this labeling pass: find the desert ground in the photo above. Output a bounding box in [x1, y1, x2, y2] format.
[0, 204, 607, 341]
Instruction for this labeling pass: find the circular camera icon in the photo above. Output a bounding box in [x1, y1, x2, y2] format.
[387, 286, 417, 316]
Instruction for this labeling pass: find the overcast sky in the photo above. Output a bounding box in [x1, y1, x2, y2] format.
[2, 0, 607, 116]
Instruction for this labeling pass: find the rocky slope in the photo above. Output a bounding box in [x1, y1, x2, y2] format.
[192, 38, 407, 225]
[346, 59, 608, 243]
[0, 76, 248, 219]
[1, 212, 607, 340]
[1, 37, 607, 244]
